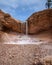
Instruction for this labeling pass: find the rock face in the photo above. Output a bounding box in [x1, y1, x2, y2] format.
[0, 9, 52, 34]
[0, 10, 22, 33]
[27, 9, 52, 34]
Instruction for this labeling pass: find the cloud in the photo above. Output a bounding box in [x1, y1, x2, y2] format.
[0, 0, 46, 8]
[0, 0, 18, 9]
[0, 0, 46, 21]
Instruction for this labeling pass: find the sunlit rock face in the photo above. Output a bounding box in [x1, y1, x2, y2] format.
[0, 10, 23, 33]
[27, 9, 52, 34]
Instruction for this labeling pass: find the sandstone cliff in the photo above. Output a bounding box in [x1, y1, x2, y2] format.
[27, 9, 52, 34]
[0, 10, 22, 33]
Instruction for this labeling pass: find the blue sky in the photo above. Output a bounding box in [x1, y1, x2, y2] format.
[0, 0, 46, 21]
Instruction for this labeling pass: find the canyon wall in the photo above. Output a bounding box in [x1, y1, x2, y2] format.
[0, 9, 52, 34]
[27, 9, 52, 34]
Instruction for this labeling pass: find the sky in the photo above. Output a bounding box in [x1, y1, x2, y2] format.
[0, 0, 47, 21]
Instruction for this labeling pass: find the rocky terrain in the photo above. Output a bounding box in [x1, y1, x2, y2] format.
[0, 9, 52, 65]
[0, 43, 52, 65]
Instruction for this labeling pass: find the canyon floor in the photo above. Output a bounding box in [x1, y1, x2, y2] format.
[0, 30, 52, 65]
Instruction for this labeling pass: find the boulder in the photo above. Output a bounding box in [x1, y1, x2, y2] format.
[43, 56, 52, 65]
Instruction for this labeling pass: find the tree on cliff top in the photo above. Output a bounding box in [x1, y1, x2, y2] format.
[46, 0, 52, 8]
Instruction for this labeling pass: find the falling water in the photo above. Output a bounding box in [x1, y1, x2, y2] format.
[26, 21, 28, 35]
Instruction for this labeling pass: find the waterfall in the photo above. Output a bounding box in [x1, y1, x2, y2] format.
[26, 21, 28, 35]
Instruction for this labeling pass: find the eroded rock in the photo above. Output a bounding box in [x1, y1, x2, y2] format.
[27, 9, 52, 34]
[0, 10, 22, 33]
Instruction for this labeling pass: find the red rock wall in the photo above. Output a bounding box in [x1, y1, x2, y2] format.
[27, 9, 52, 34]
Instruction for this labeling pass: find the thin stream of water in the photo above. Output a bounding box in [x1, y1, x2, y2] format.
[26, 21, 28, 36]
